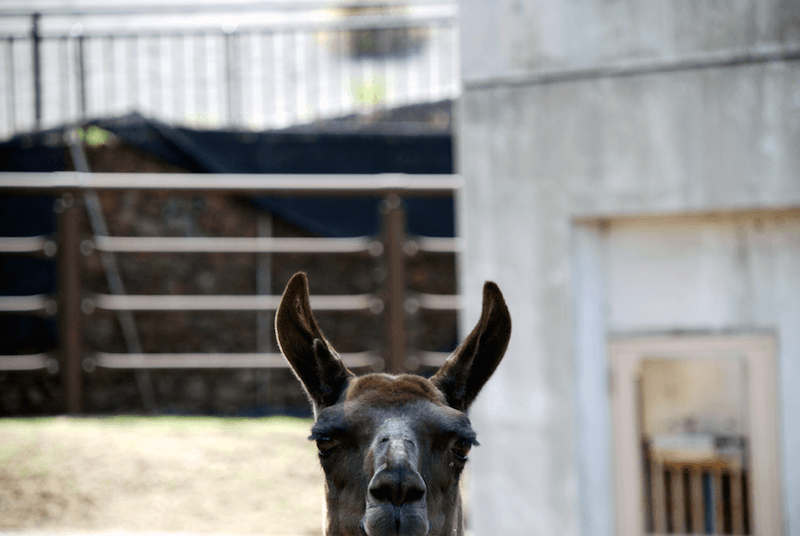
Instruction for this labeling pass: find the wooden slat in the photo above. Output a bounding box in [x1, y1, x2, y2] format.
[651, 461, 666, 533]
[742, 470, 752, 535]
[670, 466, 686, 534]
[690, 468, 705, 534]
[714, 469, 725, 534]
[730, 468, 744, 535]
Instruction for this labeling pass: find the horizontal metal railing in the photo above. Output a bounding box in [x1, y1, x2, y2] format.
[0, 172, 463, 193]
[91, 235, 380, 254]
[87, 351, 377, 371]
[0, 235, 57, 255]
[0, 294, 57, 315]
[88, 293, 382, 313]
[0, 353, 59, 372]
[411, 293, 461, 312]
[0, 171, 462, 413]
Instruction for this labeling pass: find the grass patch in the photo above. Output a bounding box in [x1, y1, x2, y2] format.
[0, 416, 322, 535]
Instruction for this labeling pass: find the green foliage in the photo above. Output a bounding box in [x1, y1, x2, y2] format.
[76, 126, 111, 146]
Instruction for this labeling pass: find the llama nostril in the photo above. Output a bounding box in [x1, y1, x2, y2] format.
[404, 483, 425, 503]
[369, 480, 393, 503]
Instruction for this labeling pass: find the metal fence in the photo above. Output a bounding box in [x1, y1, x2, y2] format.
[0, 170, 462, 414]
[0, 2, 459, 140]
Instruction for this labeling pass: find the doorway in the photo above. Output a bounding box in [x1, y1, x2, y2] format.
[609, 334, 781, 536]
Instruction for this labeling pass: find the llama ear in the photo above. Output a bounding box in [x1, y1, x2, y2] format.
[430, 281, 511, 412]
[275, 272, 354, 416]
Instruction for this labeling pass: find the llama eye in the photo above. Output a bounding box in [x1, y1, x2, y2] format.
[316, 436, 337, 457]
[452, 439, 472, 461]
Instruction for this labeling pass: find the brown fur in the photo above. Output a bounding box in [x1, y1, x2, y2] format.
[345, 374, 447, 407]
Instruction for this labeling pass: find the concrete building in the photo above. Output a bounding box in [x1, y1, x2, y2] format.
[456, 2, 800, 536]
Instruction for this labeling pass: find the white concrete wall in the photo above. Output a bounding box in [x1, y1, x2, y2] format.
[606, 215, 800, 333]
[456, 1, 800, 535]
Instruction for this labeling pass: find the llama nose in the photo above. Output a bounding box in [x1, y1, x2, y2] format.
[368, 439, 427, 506]
[368, 464, 427, 506]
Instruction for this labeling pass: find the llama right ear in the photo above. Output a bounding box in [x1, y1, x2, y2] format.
[275, 272, 354, 417]
[430, 281, 511, 412]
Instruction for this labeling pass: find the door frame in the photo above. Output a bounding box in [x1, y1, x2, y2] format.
[609, 334, 782, 536]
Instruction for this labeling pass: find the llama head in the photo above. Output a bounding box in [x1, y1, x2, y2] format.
[275, 272, 511, 536]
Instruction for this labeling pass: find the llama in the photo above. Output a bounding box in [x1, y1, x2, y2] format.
[275, 272, 511, 536]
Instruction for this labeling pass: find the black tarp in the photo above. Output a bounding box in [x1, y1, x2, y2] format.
[0, 133, 62, 355]
[92, 114, 455, 237]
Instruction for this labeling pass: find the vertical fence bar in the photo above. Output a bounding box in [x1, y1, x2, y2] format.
[58, 36, 69, 123]
[32, 12, 42, 131]
[261, 32, 273, 125]
[152, 36, 163, 119]
[77, 34, 86, 121]
[224, 31, 232, 125]
[65, 130, 157, 413]
[5, 37, 17, 135]
[286, 31, 297, 123]
[103, 36, 114, 116]
[381, 193, 406, 374]
[308, 31, 318, 119]
[224, 30, 238, 126]
[56, 193, 82, 414]
[256, 213, 274, 406]
[128, 36, 139, 115]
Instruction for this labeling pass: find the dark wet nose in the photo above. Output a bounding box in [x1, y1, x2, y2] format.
[368, 464, 427, 506]
[368, 438, 427, 506]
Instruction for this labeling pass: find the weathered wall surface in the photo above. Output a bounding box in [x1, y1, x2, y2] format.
[457, 1, 800, 535]
[605, 214, 800, 333]
[461, 0, 800, 83]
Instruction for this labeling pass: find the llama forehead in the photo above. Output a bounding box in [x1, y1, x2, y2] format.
[345, 373, 447, 407]
[311, 374, 476, 447]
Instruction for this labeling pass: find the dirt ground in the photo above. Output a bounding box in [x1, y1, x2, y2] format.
[0, 417, 324, 535]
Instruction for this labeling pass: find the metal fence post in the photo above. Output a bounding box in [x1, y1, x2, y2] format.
[77, 34, 86, 121]
[224, 29, 238, 126]
[381, 193, 406, 374]
[32, 12, 42, 131]
[56, 193, 82, 414]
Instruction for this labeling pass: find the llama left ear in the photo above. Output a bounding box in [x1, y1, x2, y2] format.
[430, 281, 511, 412]
[275, 272, 354, 417]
